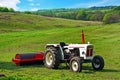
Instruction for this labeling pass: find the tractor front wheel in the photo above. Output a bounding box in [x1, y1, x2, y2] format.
[70, 57, 82, 72]
[92, 55, 104, 70]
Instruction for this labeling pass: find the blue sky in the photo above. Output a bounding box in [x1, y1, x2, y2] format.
[0, 0, 120, 11]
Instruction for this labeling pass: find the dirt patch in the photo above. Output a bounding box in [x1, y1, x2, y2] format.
[16, 18, 34, 24]
[0, 15, 11, 20]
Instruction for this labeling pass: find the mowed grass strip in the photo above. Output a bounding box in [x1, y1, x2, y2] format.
[0, 23, 120, 80]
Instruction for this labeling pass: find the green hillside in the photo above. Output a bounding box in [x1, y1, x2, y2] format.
[0, 13, 120, 80]
[0, 12, 101, 33]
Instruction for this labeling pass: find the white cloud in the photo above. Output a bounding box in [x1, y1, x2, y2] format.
[72, 0, 117, 8]
[0, 0, 20, 10]
[30, 3, 40, 6]
[31, 8, 39, 11]
[88, 0, 110, 7]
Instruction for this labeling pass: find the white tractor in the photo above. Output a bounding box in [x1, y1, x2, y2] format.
[44, 31, 104, 72]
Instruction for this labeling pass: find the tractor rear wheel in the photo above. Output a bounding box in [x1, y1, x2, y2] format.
[70, 57, 82, 72]
[92, 55, 104, 70]
[44, 48, 60, 69]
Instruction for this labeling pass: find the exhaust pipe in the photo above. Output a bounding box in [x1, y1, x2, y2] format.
[82, 30, 85, 44]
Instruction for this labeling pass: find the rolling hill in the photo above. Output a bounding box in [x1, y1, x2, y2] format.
[0, 12, 101, 33]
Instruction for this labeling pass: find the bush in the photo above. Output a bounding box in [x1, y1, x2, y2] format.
[24, 11, 32, 14]
[103, 12, 120, 24]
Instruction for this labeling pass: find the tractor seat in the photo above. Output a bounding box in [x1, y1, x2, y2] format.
[60, 42, 66, 48]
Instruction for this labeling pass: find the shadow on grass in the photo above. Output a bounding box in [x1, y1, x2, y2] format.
[82, 66, 120, 73]
[0, 61, 44, 70]
[99, 69, 120, 73]
[58, 65, 120, 74]
[0, 62, 119, 74]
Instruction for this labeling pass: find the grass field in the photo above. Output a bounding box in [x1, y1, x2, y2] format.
[0, 13, 120, 80]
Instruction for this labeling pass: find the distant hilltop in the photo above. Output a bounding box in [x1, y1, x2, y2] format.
[37, 6, 117, 12]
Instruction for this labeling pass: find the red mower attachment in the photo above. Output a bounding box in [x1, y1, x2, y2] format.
[12, 52, 44, 66]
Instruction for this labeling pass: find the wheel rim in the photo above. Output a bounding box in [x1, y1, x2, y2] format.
[93, 58, 100, 68]
[46, 52, 53, 66]
[72, 61, 79, 71]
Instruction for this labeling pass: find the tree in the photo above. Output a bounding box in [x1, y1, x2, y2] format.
[0, 7, 15, 12]
[8, 8, 14, 12]
[103, 12, 120, 24]
[76, 10, 86, 20]
[86, 11, 104, 21]
[103, 6, 120, 24]
[1, 7, 9, 12]
[113, 6, 120, 11]
[0, 7, 2, 12]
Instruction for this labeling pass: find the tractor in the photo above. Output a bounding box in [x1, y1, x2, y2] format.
[44, 31, 104, 72]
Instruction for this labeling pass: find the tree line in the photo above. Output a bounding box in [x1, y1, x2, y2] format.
[0, 7, 14, 12]
[0, 6, 119, 24]
[31, 6, 119, 24]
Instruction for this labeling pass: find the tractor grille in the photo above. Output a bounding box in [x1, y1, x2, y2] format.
[86, 47, 93, 57]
